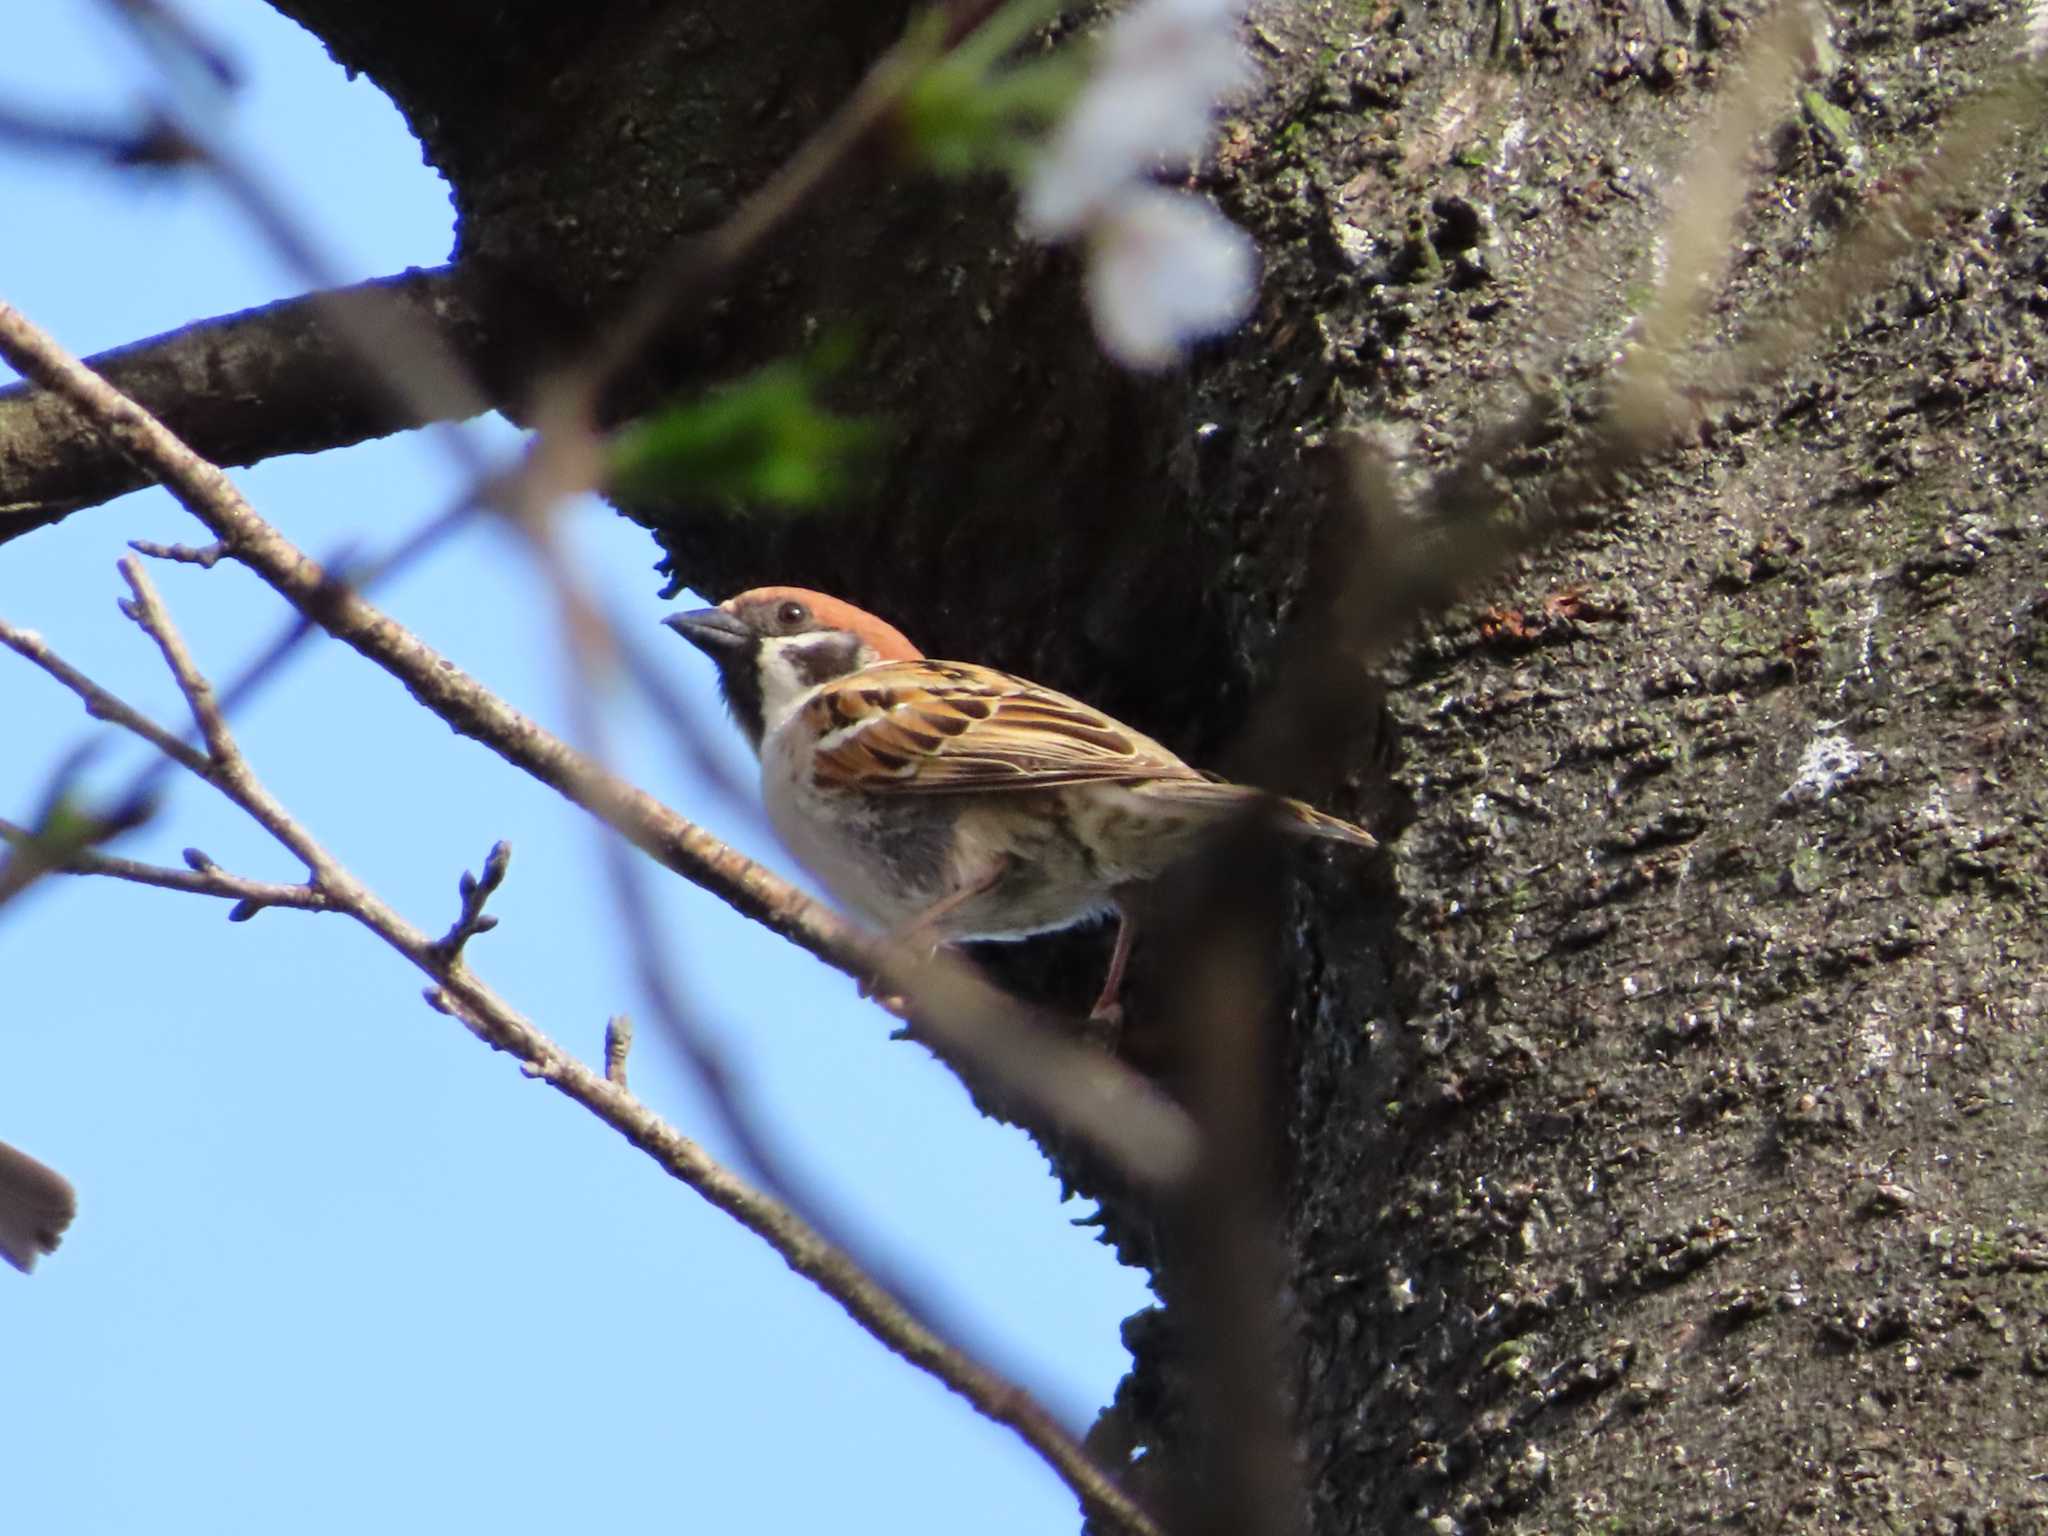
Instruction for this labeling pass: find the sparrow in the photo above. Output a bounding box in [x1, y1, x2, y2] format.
[665, 586, 1377, 1018]
[0, 1138, 74, 1274]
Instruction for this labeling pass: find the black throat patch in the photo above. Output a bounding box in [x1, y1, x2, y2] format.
[719, 648, 768, 748]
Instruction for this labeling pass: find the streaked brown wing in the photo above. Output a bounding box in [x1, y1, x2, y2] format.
[803, 661, 1198, 794]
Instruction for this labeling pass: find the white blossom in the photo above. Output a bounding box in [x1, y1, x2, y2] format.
[1020, 0, 1251, 238]
[1018, 0, 1261, 369]
[1084, 185, 1258, 370]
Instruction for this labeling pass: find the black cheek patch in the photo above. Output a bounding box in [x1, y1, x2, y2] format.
[790, 633, 869, 687]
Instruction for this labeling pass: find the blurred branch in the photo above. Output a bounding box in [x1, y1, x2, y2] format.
[1152, 828, 1302, 1536]
[0, 0, 1005, 537]
[508, 3, 1008, 517]
[102, 0, 241, 91]
[4, 561, 1160, 1536]
[0, 101, 193, 164]
[530, 543, 1071, 1396]
[0, 263, 570, 541]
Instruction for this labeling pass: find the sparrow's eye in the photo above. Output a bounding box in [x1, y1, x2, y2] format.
[777, 600, 810, 628]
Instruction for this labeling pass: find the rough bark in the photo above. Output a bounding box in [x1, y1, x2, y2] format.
[17, 0, 2048, 1530]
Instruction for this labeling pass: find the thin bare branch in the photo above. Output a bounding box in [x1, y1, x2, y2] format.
[0, 617, 210, 778]
[0, 484, 478, 920]
[0, 819, 336, 915]
[91, 1, 495, 488]
[0, 778, 155, 913]
[117, 558, 234, 761]
[570, 29, 930, 418]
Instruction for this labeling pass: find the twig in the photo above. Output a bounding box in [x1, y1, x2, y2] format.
[1610, 3, 1809, 446]
[611, 602, 758, 812]
[536, 524, 822, 1196]
[427, 841, 509, 962]
[0, 618, 210, 777]
[179, 487, 480, 750]
[0, 294, 1200, 1191]
[1708, 62, 2048, 399]
[129, 538, 228, 567]
[118, 559, 235, 760]
[0, 819, 336, 917]
[0, 488, 477, 918]
[604, 1014, 633, 1088]
[10, 588, 1162, 1536]
[1241, 14, 2048, 791]
[1149, 827, 1303, 1536]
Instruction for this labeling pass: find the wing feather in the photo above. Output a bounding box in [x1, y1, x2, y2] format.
[802, 662, 1199, 795]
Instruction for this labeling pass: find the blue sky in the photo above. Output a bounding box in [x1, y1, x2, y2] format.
[0, 5, 1151, 1532]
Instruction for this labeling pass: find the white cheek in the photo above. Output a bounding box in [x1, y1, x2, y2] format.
[758, 678, 804, 734]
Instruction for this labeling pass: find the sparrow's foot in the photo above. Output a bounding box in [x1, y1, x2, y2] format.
[1081, 1000, 1124, 1050]
[857, 972, 911, 1017]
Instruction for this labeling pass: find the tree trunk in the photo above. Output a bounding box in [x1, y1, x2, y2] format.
[38, 0, 2048, 1527]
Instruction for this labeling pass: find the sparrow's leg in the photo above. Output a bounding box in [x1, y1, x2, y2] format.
[1088, 908, 1135, 1025]
[897, 855, 1011, 948]
[859, 857, 1014, 1004]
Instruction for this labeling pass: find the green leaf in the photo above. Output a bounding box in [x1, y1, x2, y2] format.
[605, 355, 881, 510]
[902, 54, 1082, 176]
[896, 0, 1082, 177]
[1, 796, 112, 885]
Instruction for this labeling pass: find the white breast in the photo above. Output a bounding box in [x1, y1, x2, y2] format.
[757, 713, 926, 931]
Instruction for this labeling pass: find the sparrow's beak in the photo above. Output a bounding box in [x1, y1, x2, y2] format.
[663, 606, 751, 657]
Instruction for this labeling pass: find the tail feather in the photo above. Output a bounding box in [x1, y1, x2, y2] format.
[1275, 796, 1379, 851]
[1160, 776, 1378, 851]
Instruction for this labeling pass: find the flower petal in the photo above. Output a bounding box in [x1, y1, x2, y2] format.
[1085, 187, 1259, 369]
